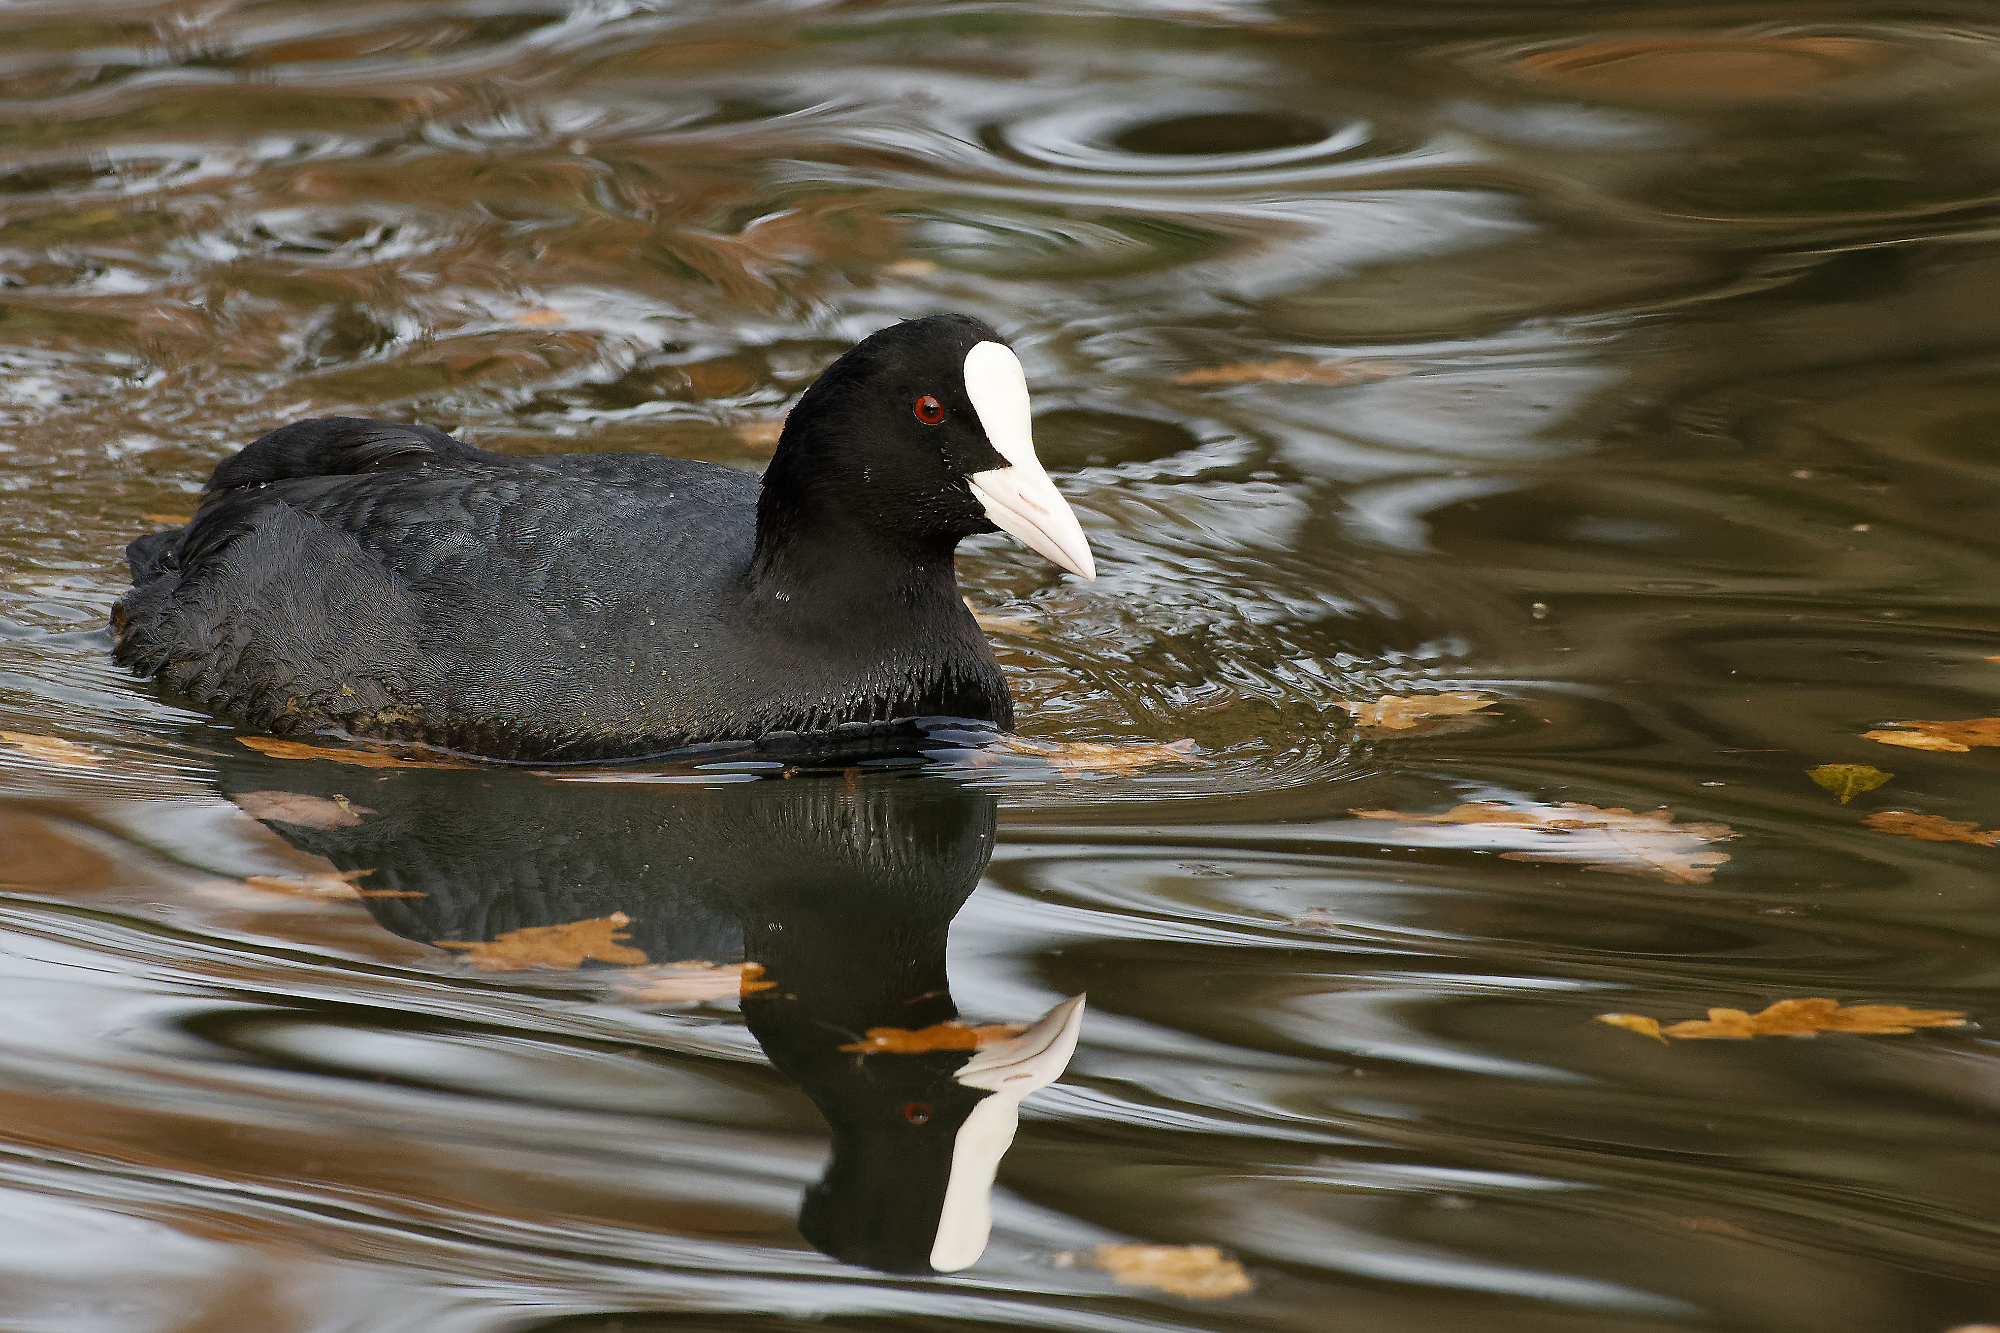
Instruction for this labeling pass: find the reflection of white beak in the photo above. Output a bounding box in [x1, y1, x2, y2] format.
[962, 342, 1097, 580]
[929, 993, 1088, 1273]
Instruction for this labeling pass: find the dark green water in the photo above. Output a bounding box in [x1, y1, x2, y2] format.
[4, 2, 2000, 1329]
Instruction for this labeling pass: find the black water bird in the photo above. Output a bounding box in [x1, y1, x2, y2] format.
[115, 315, 1095, 761]
[213, 750, 1083, 1273]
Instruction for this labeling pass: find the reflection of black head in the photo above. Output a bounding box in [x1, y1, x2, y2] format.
[211, 748, 1033, 1274]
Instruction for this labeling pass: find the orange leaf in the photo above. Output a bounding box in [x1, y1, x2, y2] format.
[998, 737, 1200, 774]
[1338, 692, 1497, 730]
[839, 1021, 1027, 1054]
[436, 912, 647, 971]
[1, 732, 99, 766]
[1602, 997, 1966, 1041]
[1863, 718, 2000, 752]
[1352, 801, 1734, 884]
[1864, 811, 2000, 846]
[1173, 359, 1405, 387]
[1086, 1244, 1253, 1299]
[233, 790, 375, 830]
[238, 736, 471, 769]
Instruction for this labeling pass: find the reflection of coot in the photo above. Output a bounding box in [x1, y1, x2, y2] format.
[214, 750, 1079, 1274]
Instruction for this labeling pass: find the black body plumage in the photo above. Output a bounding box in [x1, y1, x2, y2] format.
[114, 315, 1026, 761]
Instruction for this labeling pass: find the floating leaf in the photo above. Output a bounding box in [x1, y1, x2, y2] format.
[1, 732, 99, 766]
[512, 309, 568, 327]
[142, 512, 193, 525]
[1173, 358, 1405, 387]
[839, 1020, 1028, 1055]
[1806, 764, 1892, 804]
[233, 790, 375, 830]
[1084, 1244, 1254, 1299]
[1351, 801, 1734, 884]
[1596, 1013, 1667, 1043]
[1601, 997, 1966, 1040]
[1863, 718, 2000, 752]
[883, 257, 938, 276]
[238, 736, 470, 769]
[1338, 692, 1497, 730]
[240, 867, 419, 899]
[1863, 810, 2000, 846]
[616, 960, 775, 1003]
[436, 912, 647, 970]
[998, 737, 1200, 774]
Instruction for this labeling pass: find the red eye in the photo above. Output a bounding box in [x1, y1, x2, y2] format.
[902, 1100, 933, 1125]
[913, 395, 945, 425]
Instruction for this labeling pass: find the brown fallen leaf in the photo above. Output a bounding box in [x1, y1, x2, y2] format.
[839, 1021, 1028, 1055]
[1806, 764, 1892, 804]
[0, 732, 99, 766]
[232, 790, 375, 830]
[1174, 358, 1405, 387]
[1338, 692, 1497, 730]
[1596, 1013, 1667, 1043]
[1085, 1244, 1253, 1299]
[142, 512, 194, 525]
[512, 309, 568, 327]
[998, 737, 1201, 774]
[1863, 718, 2000, 752]
[615, 960, 775, 1003]
[436, 912, 647, 970]
[731, 419, 785, 449]
[1351, 801, 1734, 884]
[1864, 810, 2000, 846]
[240, 868, 421, 899]
[238, 736, 471, 769]
[1601, 997, 1966, 1040]
[963, 597, 1040, 636]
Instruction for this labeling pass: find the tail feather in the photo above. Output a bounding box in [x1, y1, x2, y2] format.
[206, 417, 480, 493]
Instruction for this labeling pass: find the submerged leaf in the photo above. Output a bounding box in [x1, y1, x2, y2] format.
[1338, 692, 1498, 730]
[1088, 1244, 1254, 1299]
[839, 1020, 1028, 1055]
[436, 912, 647, 971]
[1602, 997, 1966, 1040]
[616, 960, 775, 1002]
[238, 736, 471, 769]
[1806, 764, 1893, 803]
[233, 790, 375, 829]
[1596, 1013, 1667, 1043]
[1, 732, 100, 766]
[1863, 718, 2000, 752]
[1864, 810, 2000, 846]
[963, 597, 1040, 636]
[999, 737, 1200, 774]
[730, 419, 785, 449]
[1173, 358, 1405, 387]
[1351, 801, 1734, 884]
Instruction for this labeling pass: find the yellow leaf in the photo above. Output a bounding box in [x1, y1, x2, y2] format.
[1338, 692, 1497, 730]
[1596, 1013, 1667, 1043]
[616, 960, 775, 1002]
[1, 732, 99, 766]
[998, 737, 1200, 774]
[436, 912, 647, 971]
[1351, 801, 1734, 884]
[142, 512, 194, 525]
[839, 1020, 1027, 1055]
[1863, 718, 2000, 752]
[1173, 359, 1405, 387]
[1087, 1244, 1253, 1299]
[1603, 997, 1967, 1041]
[238, 736, 471, 769]
[1806, 764, 1892, 803]
[1864, 810, 2000, 846]
[883, 258, 938, 276]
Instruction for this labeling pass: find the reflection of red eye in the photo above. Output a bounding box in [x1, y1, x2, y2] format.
[914, 396, 945, 425]
[902, 1101, 933, 1125]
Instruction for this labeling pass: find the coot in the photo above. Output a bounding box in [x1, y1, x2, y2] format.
[114, 314, 1094, 761]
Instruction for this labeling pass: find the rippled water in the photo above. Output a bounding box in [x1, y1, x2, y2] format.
[6, 1, 2000, 1329]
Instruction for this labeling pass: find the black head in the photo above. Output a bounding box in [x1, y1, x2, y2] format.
[754, 314, 1094, 579]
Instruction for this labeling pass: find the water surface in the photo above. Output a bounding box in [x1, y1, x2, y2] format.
[4, 2, 2000, 1330]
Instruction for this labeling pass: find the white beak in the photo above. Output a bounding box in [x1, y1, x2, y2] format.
[929, 993, 1087, 1273]
[961, 342, 1097, 580]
